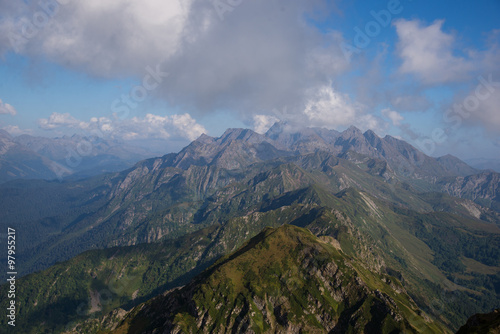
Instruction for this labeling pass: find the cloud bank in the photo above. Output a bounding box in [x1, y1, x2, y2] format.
[37, 112, 206, 141]
[0, 0, 364, 129]
[1, 2, 499, 140]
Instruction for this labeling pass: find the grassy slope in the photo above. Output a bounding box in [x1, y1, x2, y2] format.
[82, 225, 449, 334]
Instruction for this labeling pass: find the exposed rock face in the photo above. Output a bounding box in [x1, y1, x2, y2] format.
[440, 172, 500, 202]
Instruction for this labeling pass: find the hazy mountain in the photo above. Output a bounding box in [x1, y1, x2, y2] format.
[466, 158, 500, 173]
[164, 128, 289, 170]
[0, 131, 160, 183]
[0, 129, 68, 183]
[265, 121, 340, 153]
[14, 133, 160, 177]
[265, 123, 478, 183]
[1, 124, 480, 186]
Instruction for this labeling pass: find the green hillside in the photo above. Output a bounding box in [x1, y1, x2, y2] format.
[69, 225, 449, 334]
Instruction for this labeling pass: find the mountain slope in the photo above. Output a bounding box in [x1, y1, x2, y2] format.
[70, 225, 448, 334]
[456, 309, 500, 334]
[2, 128, 497, 277]
[3, 182, 498, 333]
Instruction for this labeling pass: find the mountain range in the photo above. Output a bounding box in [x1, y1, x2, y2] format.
[0, 122, 498, 333]
[0, 130, 159, 183]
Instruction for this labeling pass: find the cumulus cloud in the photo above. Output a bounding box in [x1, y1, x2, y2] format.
[0, 99, 17, 116]
[156, 0, 348, 116]
[302, 85, 386, 132]
[37, 112, 206, 141]
[381, 108, 404, 126]
[1, 0, 191, 77]
[0, 0, 349, 121]
[119, 113, 207, 141]
[37, 112, 84, 129]
[395, 20, 500, 86]
[394, 19, 474, 84]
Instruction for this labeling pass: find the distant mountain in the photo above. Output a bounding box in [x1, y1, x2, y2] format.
[436, 155, 480, 177]
[0, 129, 68, 183]
[265, 122, 478, 183]
[72, 225, 447, 333]
[0, 131, 159, 183]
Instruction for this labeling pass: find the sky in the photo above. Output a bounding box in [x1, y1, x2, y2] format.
[0, 0, 499, 160]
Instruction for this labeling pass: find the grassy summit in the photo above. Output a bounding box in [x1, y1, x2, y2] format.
[73, 225, 448, 333]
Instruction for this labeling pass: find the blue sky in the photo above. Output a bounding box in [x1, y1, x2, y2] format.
[0, 0, 499, 159]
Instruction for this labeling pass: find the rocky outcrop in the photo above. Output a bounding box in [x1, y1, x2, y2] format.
[456, 309, 500, 334]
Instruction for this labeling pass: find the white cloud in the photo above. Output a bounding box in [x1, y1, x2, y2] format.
[0, 1, 349, 120]
[381, 108, 404, 126]
[0, 99, 17, 116]
[2, 125, 33, 136]
[169, 113, 208, 141]
[302, 85, 386, 132]
[120, 113, 207, 141]
[37, 112, 206, 141]
[253, 115, 280, 134]
[1, 0, 192, 77]
[37, 112, 84, 129]
[394, 19, 474, 84]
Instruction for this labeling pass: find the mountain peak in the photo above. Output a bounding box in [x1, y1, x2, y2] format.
[218, 128, 269, 146]
[194, 133, 214, 144]
[341, 125, 363, 137]
[363, 129, 379, 138]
